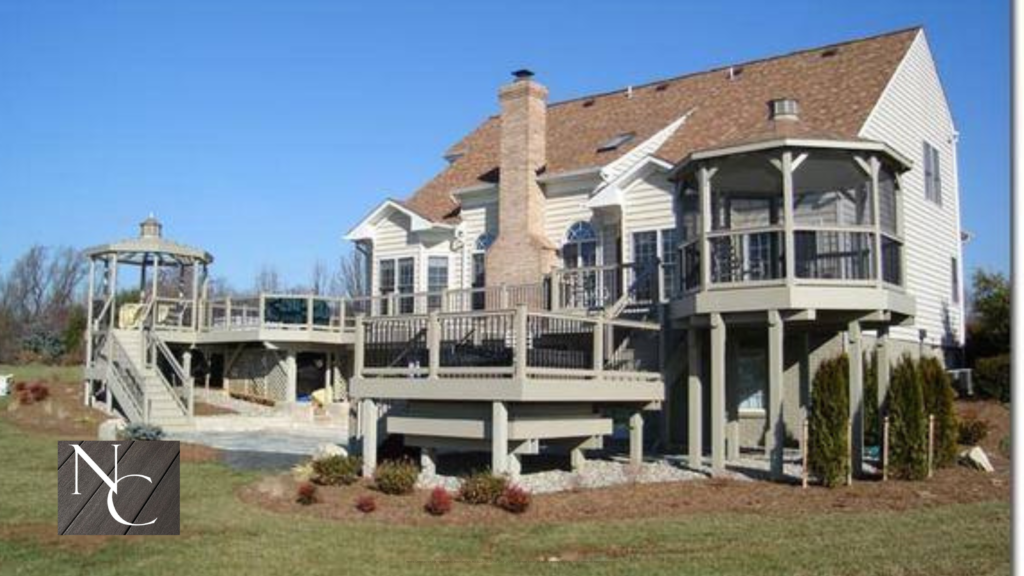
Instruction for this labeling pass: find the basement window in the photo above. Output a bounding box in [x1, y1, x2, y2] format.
[597, 132, 635, 152]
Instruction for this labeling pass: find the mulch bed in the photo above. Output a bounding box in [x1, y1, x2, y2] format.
[240, 400, 1011, 527]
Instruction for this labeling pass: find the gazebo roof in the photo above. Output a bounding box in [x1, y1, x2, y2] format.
[83, 216, 214, 265]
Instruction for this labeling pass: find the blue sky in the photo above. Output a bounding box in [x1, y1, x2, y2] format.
[0, 0, 1009, 289]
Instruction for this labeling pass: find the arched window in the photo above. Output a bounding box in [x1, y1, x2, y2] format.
[562, 221, 597, 268]
[474, 232, 495, 252]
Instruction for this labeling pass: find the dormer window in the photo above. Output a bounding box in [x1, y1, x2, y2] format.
[769, 98, 800, 121]
[597, 132, 635, 152]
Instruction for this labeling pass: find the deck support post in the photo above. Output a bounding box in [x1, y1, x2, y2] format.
[848, 319, 864, 476]
[629, 410, 644, 468]
[767, 310, 785, 479]
[877, 326, 891, 416]
[361, 398, 378, 478]
[570, 441, 587, 472]
[687, 328, 704, 468]
[183, 350, 194, 417]
[710, 312, 726, 474]
[285, 349, 297, 403]
[324, 352, 334, 404]
[491, 401, 509, 475]
[428, 311, 440, 380]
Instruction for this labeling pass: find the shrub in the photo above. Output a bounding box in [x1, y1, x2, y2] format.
[424, 487, 453, 516]
[496, 485, 531, 514]
[458, 472, 508, 505]
[974, 354, 1010, 403]
[119, 423, 165, 441]
[957, 413, 989, 446]
[887, 355, 928, 480]
[312, 455, 361, 486]
[373, 458, 418, 495]
[808, 354, 849, 488]
[920, 357, 958, 467]
[296, 482, 318, 505]
[12, 381, 26, 393]
[28, 382, 49, 403]
[355, 495, 377, 514]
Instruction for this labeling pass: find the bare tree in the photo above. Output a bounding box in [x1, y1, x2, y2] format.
[0, 245, 86, 362]
[253, 265, 281, 294]
[330, 250, 368, 298]
[310, 260, 329, 296]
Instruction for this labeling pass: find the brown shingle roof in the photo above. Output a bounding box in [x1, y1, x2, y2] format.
[403, 27, 920, 222]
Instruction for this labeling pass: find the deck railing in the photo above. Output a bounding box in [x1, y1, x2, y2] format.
[354, 306, 661, 385]
[146, 264, 660, 339]
[677, 226, 905, 292]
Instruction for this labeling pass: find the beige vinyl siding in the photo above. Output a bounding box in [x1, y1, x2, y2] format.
[859, 30, 965, 349]
[543, 183, 593, 248]
[459, 196, 498, 289]
[620, 170, 678, 263]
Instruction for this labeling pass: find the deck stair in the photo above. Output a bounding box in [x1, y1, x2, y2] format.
[92, 328, 193, 430]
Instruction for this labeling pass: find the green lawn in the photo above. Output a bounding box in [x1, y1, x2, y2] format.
[0, 364, 82, 384]
[0, 410, 1010, 575]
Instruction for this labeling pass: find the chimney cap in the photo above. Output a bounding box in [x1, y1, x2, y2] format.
[512, 69, 535, 81]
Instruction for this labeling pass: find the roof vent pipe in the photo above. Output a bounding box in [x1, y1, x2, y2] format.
[769, 98, 800, 121]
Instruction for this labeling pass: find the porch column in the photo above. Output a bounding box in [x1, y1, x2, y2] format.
[191, 261, 201, 330]
[491, 401, 509, 475]
[109, 255, 118, 330]
[710, 312, 726, 473]
[361, 398, 378, 478]
[629, 410, 644, 468]
[285, 349, 297, 403]
[767, 310, 785, 479]
[781, 151, 796, 285]
[687, 328, 704, 468]
[848, 320, 864, 475]
[698, 165, 716, 289]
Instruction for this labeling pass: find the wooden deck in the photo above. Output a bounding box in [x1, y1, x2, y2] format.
[57, 441, 180, 535]
[350, 307, 665, 404]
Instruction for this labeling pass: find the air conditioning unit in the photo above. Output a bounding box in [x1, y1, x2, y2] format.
[947, 368, 973, 397]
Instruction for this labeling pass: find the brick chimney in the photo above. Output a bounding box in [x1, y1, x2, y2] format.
[486, 69, 556, 287]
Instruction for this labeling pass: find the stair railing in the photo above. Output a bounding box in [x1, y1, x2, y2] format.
[106, 335, 147, 422]
[139, 296, 193, 418]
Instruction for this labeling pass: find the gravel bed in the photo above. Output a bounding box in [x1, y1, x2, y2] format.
[417, 455, 713, 494]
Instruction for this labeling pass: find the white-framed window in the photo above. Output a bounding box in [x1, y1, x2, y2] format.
[378, 259, 395, 315]
[471, 233, 494, 310]
[427, 256, 448, 311]
[563, 221, 598, 268]
[378, 257, 415, 315]
[923, 141, 942, 205]
[631, 228, 679, 300]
